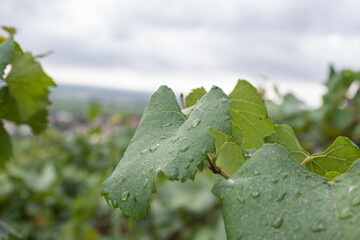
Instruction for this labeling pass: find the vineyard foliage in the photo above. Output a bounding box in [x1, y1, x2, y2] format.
[1, 28, 360, 239]
[0, 28, 55, 239]
[103, 67, 360, 239]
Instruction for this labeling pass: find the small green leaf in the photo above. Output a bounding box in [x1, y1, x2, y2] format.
[1, 26, 16, 36]
[185, 87, 207, 107]
[0, 121, 12, 167]
[209, 125, 245, 174]
[324, 171, 341, 180]
[4, 53, 56, 120]
[305, 137, 360, 177]
[229, 80, 275, 149]
[213, 144, 360, 240]
[102, 85, 232, 218]
[265, 124, 309, 162]
[0, 38, 15, 78]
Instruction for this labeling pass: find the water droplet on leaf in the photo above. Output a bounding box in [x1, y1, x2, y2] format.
[352, 196, 360, 206]
[121, 191, 130, 201]
[253, 171, 260, 176]
[149, 143, 160, 153]
[237, 196, 246, 204]
[251, 192, 260, 198]
[340, 208, 351, 219]
[111, 200, 118, 208]
[348, 186, 357, 193]
[181, 146, 189, 152]
[272, 217, 283, 228]
[171, 136, 179, 143]
[272, 178, 279, 184]
[143, 178, 148, 188]
[311, 223, 326, 232]
[191, 119, 201, 128]
[275, 193, 286, 201]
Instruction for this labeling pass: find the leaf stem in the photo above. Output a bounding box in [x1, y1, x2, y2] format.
[206, 154, 231, 179]
[213, 141, 227, 163]
[180, 93, 185, 110]
[301, 156, 313, 166]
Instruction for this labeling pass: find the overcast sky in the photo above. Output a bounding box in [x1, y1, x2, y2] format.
[1, 0, 360, 106]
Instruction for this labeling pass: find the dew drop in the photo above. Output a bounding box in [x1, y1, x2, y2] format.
[111, 200, 118, 208]
[282, 175, 288, 179]
[228, 179, 234, 184]
[251, 192, 260, 198]
[351, 196, 360, 206]
[191, 119, 201, 128]
[149, 167, 154, 173]
[149, 143, 160, 153]
[140, 149, 148, 155]
[171, 136, 179, 143]
[189, 158, 194, 162]
[121, 191, 130, 201]
[253, 171, 260, 176]
[275, 193, 286, 202]
[272, 217, 283, 228]
[311, 223, 326, 232]
[185, 164, 190, 169]
[348, 185, 357, 193]
[143, 178, 149, 188]
[340, 208, 351, 219]
[236, 196, 246, 204]
[181, 146, 189, 152]
[272, 178, 279, 184]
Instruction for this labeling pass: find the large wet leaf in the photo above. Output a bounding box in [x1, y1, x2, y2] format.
[229, 80, 275, 149]
[304, 137, 360, 177]
[213, 144, 360, 240]
[265, 124, 309, 162]
[102, 85, 232, 218]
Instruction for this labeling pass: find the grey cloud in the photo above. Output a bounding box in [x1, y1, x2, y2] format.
[1, 0, 359, 82]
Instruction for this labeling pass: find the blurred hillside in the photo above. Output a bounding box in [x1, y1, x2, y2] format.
[50, 85, 152, 115]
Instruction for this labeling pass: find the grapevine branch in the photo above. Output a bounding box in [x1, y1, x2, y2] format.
[206, 154, 231, 179]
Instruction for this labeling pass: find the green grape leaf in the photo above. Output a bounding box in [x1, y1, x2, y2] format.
[0, 87, 48, 134]
[4, 52, 56, 120]
[324, 171, 341, 180]
[102, 85, 232, 218]
[0, 121, 12, 167]
[1, 26, 16, 36]
[0, 220, 22, 240]
[185, 87, 207, 107]
[304, 137, 360, 177]
[229, 80, 275, 149]
[213, 144, 360, 240]
[209, 125, 245, 174]
[265, 124, 309, 162]
[0, 38, 15, 78]
[25, 109, 49, 134]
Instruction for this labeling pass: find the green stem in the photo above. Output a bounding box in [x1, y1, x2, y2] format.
[301, 156, 313, 166]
